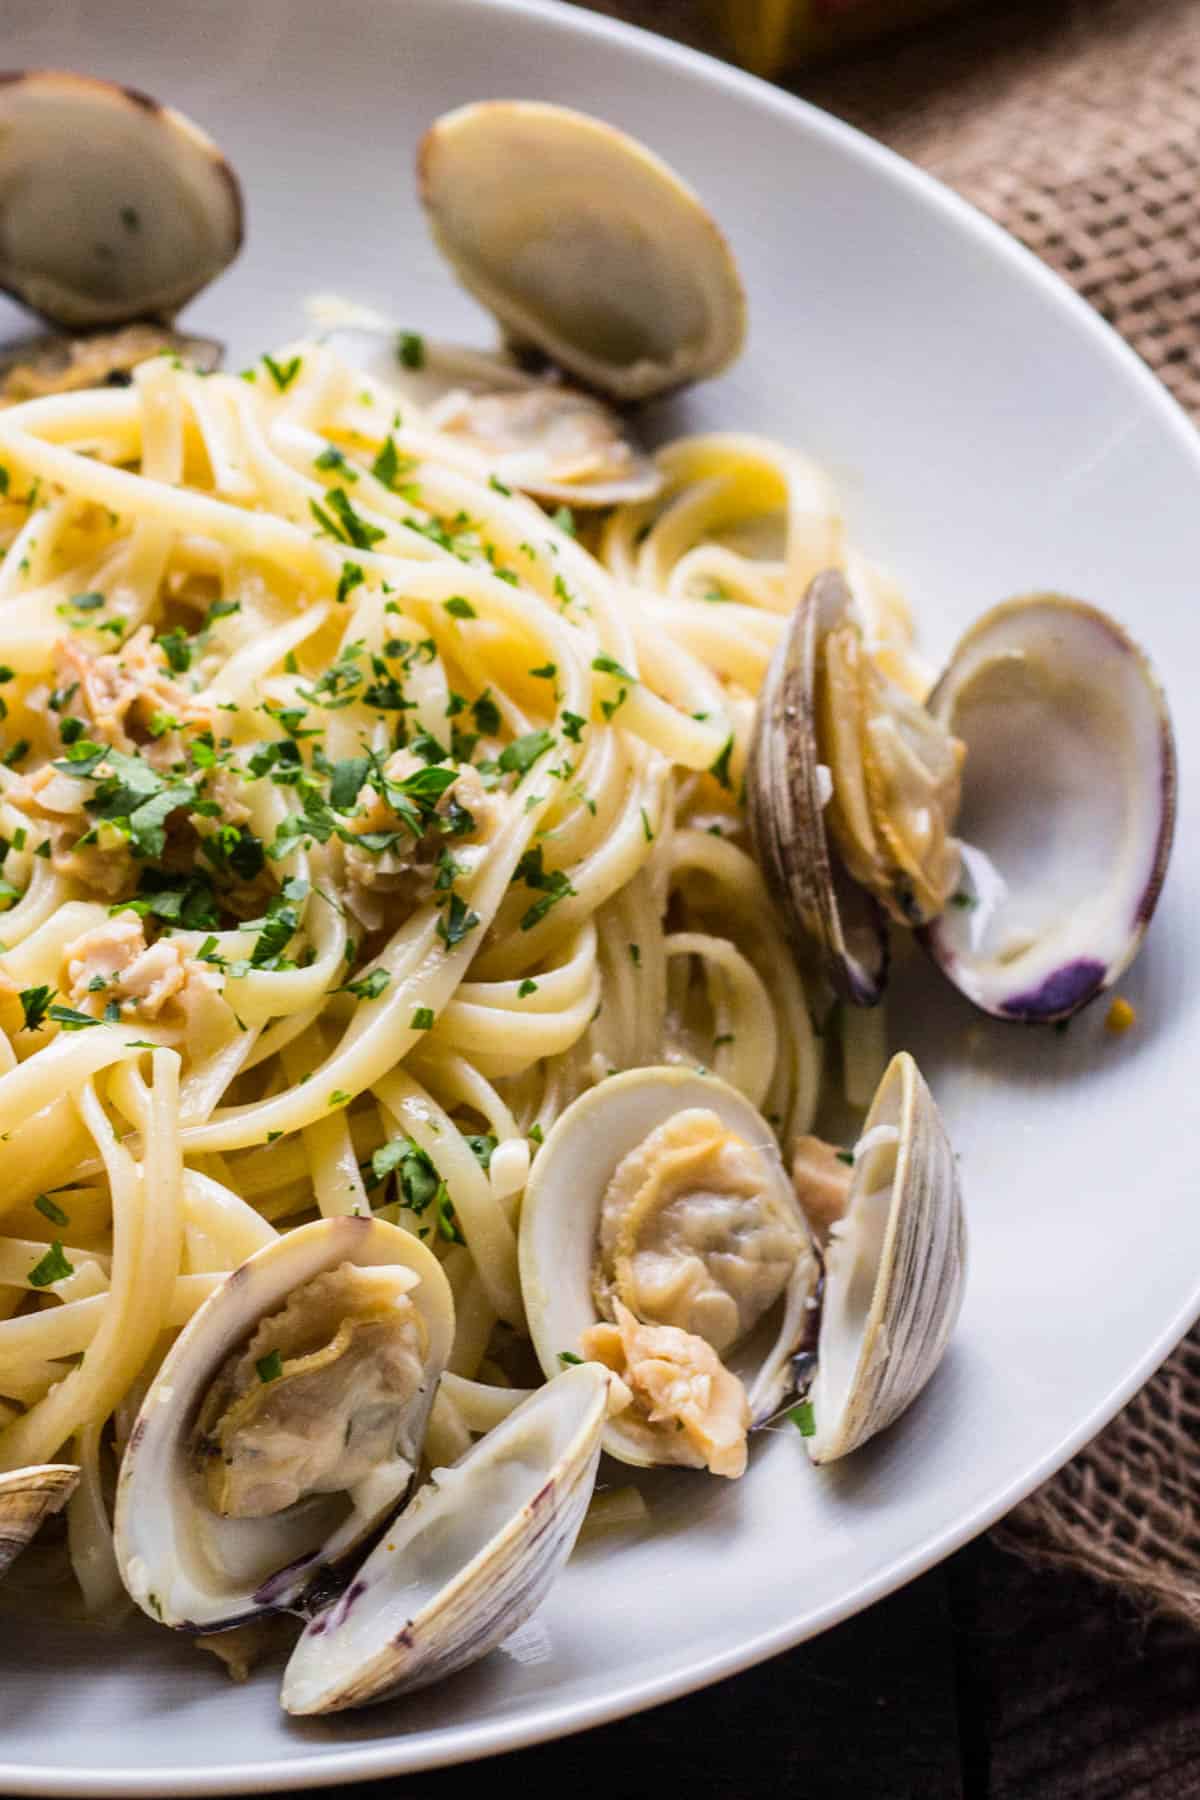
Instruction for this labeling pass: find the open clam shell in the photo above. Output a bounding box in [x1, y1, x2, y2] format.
[321, 326, 661, 508]
[114, 1216, 454, 1633]
[922, 596, 1176, 1022]
[281, 1363, 608, 1714]
[0, 1464, 79, 1577]
[0, 325, 223, 404]
[806, 1052, 965, 1464]
[748, 569, 889, 1005]
[0, 70, 242, 329]
[418, 101, 746, 403]
[519, 1066, 818, 1473]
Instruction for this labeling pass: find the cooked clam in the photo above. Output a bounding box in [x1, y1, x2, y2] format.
[749, 568, 964, 1004]
[921, 596, 1176, 1021]
[418, 101, 746, 402]
[519, 1067, 819, 1478]
[281, 1362, 609, 1714]
[114, 1216, 454, 1632]
[0, 1464, 79, 1577]
[0, 70, 242, 329]
[0, 324, 223, 405]
[322, 327, 661, 508]
[805, 1051, 965, 1464]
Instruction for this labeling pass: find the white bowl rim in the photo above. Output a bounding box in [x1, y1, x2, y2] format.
[1, 1, 1198, 1790]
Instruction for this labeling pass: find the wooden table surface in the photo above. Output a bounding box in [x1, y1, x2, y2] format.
[316, 1539, 1200, 1799]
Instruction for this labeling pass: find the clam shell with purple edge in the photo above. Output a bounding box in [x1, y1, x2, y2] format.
[280, 1362, 609, 1715]
[921, 595, 1176, 1023]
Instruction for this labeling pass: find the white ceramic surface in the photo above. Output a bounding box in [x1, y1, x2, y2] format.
[2, 0, 1199, 1790]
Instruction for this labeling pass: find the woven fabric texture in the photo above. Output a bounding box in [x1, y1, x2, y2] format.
[583, 0, 1200, 1623]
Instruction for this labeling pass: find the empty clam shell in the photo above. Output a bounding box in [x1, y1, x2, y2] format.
[281, 1362, 608, 1714]
[418, 101, 746, 403]
[806, 1051, 965, 1464]
[922, 596, 1176, 1022]
[0, 1464, 79, 1577]
[0, 70, 242, 329]
[747, 569, 890, 1005]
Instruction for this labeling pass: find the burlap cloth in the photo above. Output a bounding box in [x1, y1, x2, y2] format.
[584, 0, 1200, 1623]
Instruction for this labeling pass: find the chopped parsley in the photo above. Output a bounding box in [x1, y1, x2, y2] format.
[367, 1136, 440, 1209]
[788, 1401, 816, 1438]
[488, 474, 512, 496]
[709, 735, 735, 791]
[498, 728, 554, 776]
[255, 1349, 284, 1383]
[48, 1004, 100, 1031]
[437, 890, 480, 949]
[465, 1133, 497, 1170]
[371, 435, 415, 492]
[528, 1121, 544, 1145]
[340, 968, 391, 1001]
[262, 353, 302, 392]
[34, 1193, 70, 1228]
[310, 487, 385, 550]
[397, 331, 426, 370]
[518, 977, 538, 998]
[515, 846, 576, 930]
[28, 1240, 74, 1289]
[336, 561, 365, 604]
[836, 1150, 855, 1167]
[558, 1350, 583, 1367]
[18, 985, 55, 1033]
[444, 595, 477, 620]
[410, 1006, 435, 1030]
[551, 505, 577, 537]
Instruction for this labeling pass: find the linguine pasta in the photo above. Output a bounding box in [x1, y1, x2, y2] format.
[0, 341, 921, 1613]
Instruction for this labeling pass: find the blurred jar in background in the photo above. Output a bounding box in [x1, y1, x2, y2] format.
[709, 0, 964, 74]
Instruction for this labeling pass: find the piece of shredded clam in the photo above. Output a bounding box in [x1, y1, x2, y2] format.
[582, 1302, 750, 1479]
[194, 1263, 427, 1518]
[791, 1135, 854, 1245]
[817, 620, 964, 924]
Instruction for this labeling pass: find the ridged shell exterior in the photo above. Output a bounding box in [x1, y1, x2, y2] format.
[0, 1464, 78, 1577]
[418, 101, 746, 403]
[281, 1363, 608, 1714]
[747, 569, 888, 1005]
[519, 1066, 818, 1467]
[807, 1052, 965, 1464]
[921, 595, 1176, 1023]
[114, 1216, 454, 1632]
[0, 70, 242, 328]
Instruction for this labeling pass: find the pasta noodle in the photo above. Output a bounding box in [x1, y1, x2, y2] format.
[0, 341, 922, 1612]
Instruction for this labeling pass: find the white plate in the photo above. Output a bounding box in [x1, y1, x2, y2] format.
[3, 0, 1199, 1790]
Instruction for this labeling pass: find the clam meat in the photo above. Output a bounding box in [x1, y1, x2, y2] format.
[520, 1066, 819, 1478]
[114, 1215, 454, 1631]
[320, 326, 661, 508]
